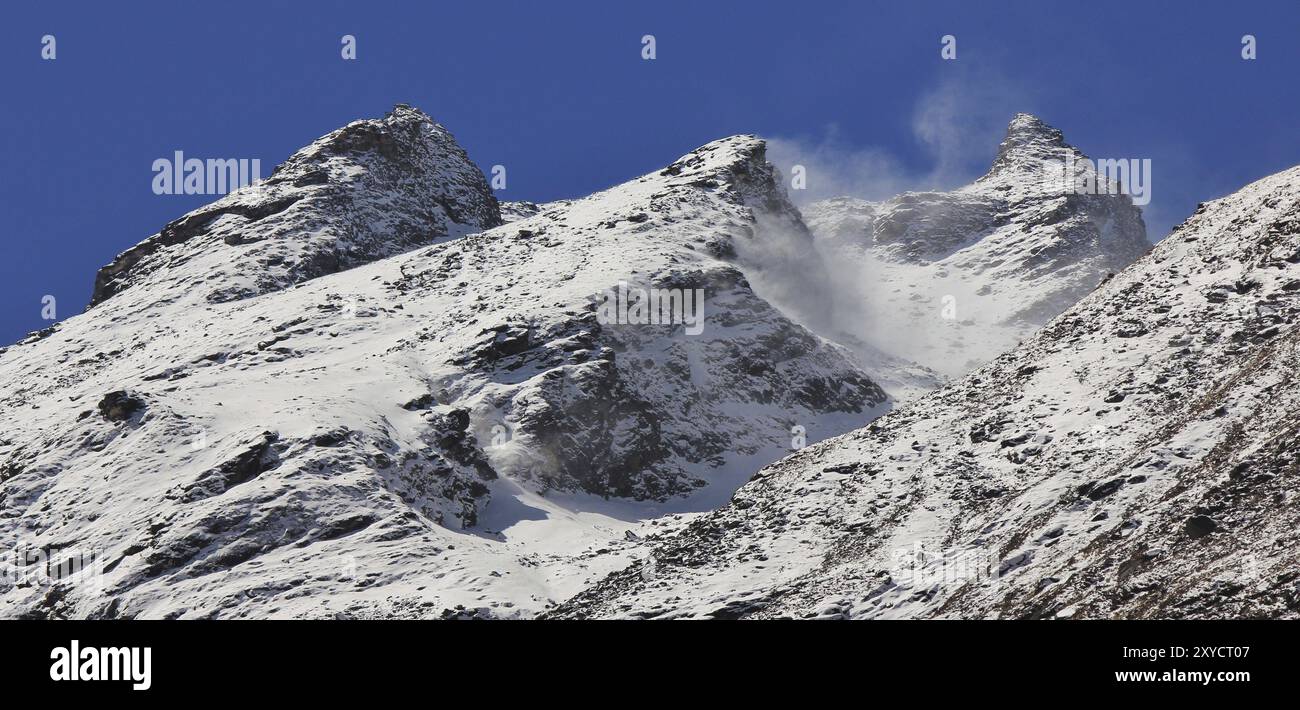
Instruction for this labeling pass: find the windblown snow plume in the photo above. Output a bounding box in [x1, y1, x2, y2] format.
[798, 114, 1150, 381]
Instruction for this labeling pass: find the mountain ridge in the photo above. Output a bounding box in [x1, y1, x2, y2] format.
[551, 159, 1300, 620]
[0, 107, 890, 619]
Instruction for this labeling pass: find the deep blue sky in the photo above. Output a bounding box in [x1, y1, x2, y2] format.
[3, 0, 1299, 344]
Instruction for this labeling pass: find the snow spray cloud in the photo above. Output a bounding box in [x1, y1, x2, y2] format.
[482, 420, 554, 484]
[767, 68, 1033, 204]
[765, 130, 914, 205]
[757, 70, 1040, 370]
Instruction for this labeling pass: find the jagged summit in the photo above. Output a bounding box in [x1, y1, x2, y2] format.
[998, 113, 1065, 151]
[276, 104, 500, 228]
[983, 113, 1077, 183]
[800, 113, 1148, 381]
[89, 104, 500, 309]
[659, 134, 765, 175]
[1006, 112, 1055, 135]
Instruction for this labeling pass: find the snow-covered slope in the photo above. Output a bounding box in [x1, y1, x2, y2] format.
[802, 114, 1150, 380]
[552, 161, 1300, 619]
[0, 107, 887, 619]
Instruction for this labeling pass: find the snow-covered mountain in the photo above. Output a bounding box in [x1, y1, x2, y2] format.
[8, 105, 1268, 622]
[802, 114, 1150, 380]
[552, 160, 1300, 619]
[0, 106, 887, 619]
[90, 105, 502, 309]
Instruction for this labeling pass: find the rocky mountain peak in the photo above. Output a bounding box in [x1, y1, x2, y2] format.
[798, 113, 1149, 385]
[270, 104, 500, 227]
[89, 104, 500, 309]
[1006, 112, 1061, 139]
[656, 135, 797, 218]
[985, 112, 1073, 176]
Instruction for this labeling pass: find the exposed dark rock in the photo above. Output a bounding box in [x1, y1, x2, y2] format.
[97, 391, 146, 422]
